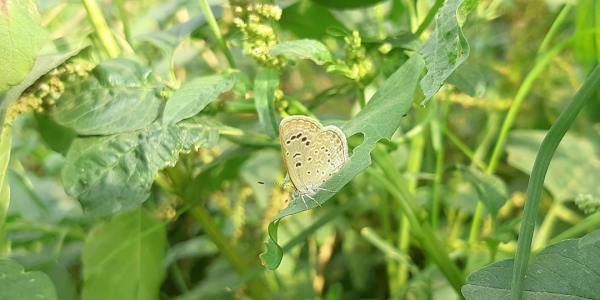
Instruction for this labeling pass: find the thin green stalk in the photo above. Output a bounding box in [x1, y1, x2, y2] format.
[361, 227, 415, 269]
[81, 0, 120, 58]
[114, 0, 132, 46]
[414, 0, 445, 37]
[199, 0, 237, 68]
[538, 4, 572, 55]
[469, 38, 573, 243]
[370, 146, 465, 294]
[550, 211, 600, 244]
[356, 86, 366, 108]
[431, 103, 449, 229]
[443, 127, 487, 170]
[398, 118, 426, 285]
[511, 65, 600, 300]
[532, 202, 559, 250]
[191, 205, 269, 299]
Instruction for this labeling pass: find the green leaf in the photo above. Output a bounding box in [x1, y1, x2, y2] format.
[574, 0, 600, 66]
[280, 1, 347, 40]
[0, 0, 48, 92]
[254, 68, 279, 137]
[0, 259, 57, 300]
[82, 208, 166, 300]
[458, 165, 508, 216]
[506, 130, 600, 202]
[0, 48, 84, 129]
[62, 118, 218, 216]
[462, 229, 600, 299]
[0, 126, 10, 252]
[259, 220, 283, 270]
[418, 0, 471, 103]
[162, 75, 234, 124]
[34, 113, 76, 155]
[271, 39, 333, 65]
[261, 55, 425, 268]
[51, 58, 164, 135]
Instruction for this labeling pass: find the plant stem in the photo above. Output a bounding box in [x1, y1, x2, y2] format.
[81, 0, 120, 58]
[431, 102, 449, 229]
[114, 0, 132, 46]
[191, 205, 269, 299]
[443, 126, 487, 170]
[414, 0, 445, 37]
[199, 0, 237, 68]
[550, 212, 600, 244]
[538, 4, 572, 55]
[468, 38, 572, 244]
[511, 65, 600, 300]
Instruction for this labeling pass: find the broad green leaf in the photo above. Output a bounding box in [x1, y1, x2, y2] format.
[162, 75, 234, 124]
[34, 113, 76, 155]
[51, 58, 163, 135]
[82, 208, 166, 300]
[574, 0, 600, 66]
[311, 0, 386, 9]
[459, 165, 508, 216]
[62, 117, 218, 216]
[254, 68, 279, 137]
[462, 229, 600, 299]
[0, 259, 57, 300]
[506, 130, 600, 202]
[0, 48, 83, 130]
[418, 0, 471, 103]
[260, 221, 283, 269]
[271, 39, 333, 65]
[0, 0, 48, 91]
[261, 55, 425, 269]
[280, 1, 347, 40]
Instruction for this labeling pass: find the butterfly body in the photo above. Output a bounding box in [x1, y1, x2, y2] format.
[279, 116, 349, 208]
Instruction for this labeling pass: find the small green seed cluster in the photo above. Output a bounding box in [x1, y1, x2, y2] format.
[575, 193, 600, 215]
[328, 30, 374, 83]
[233, 4, 285, 68]
[5, 59, 94, 125]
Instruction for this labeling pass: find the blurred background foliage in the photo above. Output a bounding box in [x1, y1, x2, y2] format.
[0, 0, 599, 299]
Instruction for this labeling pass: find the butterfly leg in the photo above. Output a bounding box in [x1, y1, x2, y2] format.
[304, 193, 321, 208]
[299, 194, 309, 209]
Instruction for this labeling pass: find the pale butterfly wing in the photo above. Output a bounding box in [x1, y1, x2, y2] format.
[279, 116, 349, 194]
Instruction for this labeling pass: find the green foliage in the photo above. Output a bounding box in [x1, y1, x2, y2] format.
[62, 117, 218, 216]
[463, 229, 600, 299]
[2, 0, 600, 299]
[419, 0, 470, 103]
[458, 165, 508, 216]
[0, 0, 47, 92]
[507, 130, 600, 203]
[82, 208, 166, 300]
[51, 58, 164, 135]
[271, 39, 333, 65]
[0, 259, 57, 300]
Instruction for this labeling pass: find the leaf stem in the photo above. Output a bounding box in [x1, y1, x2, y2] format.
[511, 65, 600, 300]
[81, 0, 120, 58]
[415, 0, 445, 37]
[199, 0, 237, 68]
[114, 0, 132, 46]
[191, 205, 269, 299]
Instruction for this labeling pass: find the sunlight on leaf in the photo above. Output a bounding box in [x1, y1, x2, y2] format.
[0, 0, 47, 91]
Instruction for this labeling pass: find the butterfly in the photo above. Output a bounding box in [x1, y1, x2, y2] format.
[279, 115, 349, 208]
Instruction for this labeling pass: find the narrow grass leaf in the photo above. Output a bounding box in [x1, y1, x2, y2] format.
[254, 68, 279, 137]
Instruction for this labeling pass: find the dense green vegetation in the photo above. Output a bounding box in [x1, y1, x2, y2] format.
[0, 0, 599, 299]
